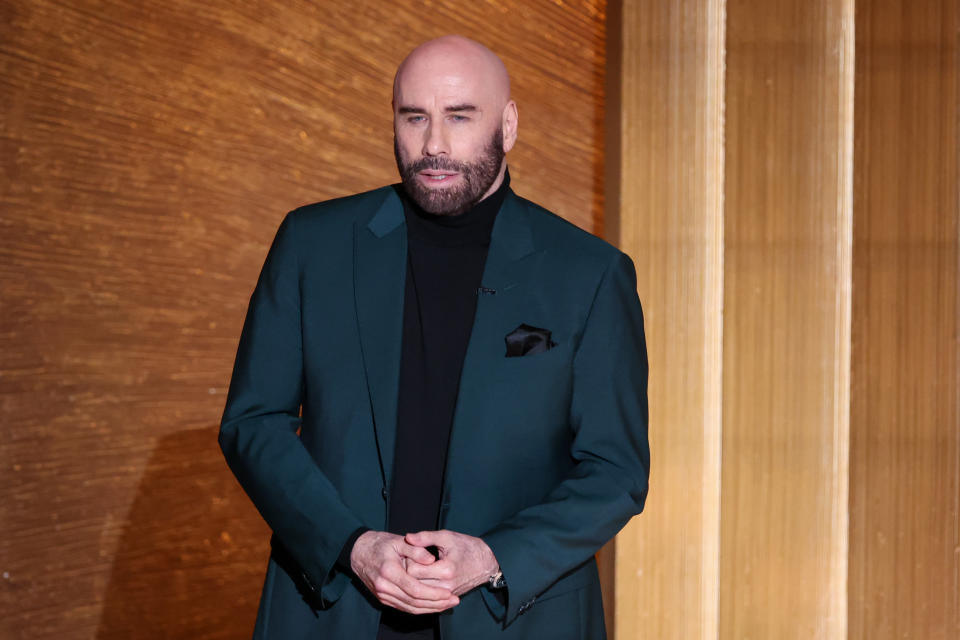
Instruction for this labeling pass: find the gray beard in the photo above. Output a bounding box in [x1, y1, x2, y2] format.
[394, 127, 505, 216]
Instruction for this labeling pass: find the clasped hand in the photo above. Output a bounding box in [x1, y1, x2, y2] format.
[350, 529, 499, 615]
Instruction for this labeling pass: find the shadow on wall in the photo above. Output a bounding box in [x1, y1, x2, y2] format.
[97, 427, 269, 639]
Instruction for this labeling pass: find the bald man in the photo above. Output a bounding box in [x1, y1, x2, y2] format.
[220, 36, 649, 640]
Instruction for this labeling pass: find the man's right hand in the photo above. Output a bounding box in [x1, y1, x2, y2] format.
[349, 530, 460, 614]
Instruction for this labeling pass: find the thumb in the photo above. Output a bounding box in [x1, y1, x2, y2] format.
[405, 530, 437, 547]
[402, 542, 436, 565]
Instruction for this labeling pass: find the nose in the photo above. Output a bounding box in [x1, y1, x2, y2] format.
[422, 121, 448, 157]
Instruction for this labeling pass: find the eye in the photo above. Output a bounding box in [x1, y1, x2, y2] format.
[449, 114, 469, 122]
[407, 115, 426, 123]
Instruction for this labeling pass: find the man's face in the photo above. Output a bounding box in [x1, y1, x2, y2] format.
[393, 53, 509, 215]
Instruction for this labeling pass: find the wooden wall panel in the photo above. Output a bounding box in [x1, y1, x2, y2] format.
[612, 0, 958, 637]
[611, 1, 726, 639]
[720, 0, 852, 637]
[0, 2, 606, 637]
[849, 0, 960, 637]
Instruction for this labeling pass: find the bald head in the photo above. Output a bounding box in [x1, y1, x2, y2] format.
[394, 35, 511, 109]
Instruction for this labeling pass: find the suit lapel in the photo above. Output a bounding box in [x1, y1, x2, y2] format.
[354, 188, 406, 490]
[475, 189, 536, 292]
[441, 191, 542, 510]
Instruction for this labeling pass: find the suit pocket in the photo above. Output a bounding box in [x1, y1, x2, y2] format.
[491, 344, 571, 401]
[498, 342, 568, 374]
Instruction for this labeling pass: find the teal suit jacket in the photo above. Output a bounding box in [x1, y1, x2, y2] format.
[220, 185, 649, 639]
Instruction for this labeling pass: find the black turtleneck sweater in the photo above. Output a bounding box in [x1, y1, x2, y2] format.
[377, 172, 509, 639]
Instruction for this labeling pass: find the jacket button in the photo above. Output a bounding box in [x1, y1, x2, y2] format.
[518, 597, 536, 614]
[381, 488, 388, 500]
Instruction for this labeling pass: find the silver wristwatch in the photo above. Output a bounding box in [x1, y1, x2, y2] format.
[488, 569, 506, 589]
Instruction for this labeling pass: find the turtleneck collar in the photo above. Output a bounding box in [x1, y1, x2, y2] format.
[399, 169, 511, 247]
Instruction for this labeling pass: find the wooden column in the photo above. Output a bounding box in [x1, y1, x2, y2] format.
[719, 0, 853, 637]
[609, 1, 726, 639]
[849, 0, 960, 637]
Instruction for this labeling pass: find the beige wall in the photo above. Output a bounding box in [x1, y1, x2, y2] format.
[610, 0, 958, 638]
[0, 2, 607, 637]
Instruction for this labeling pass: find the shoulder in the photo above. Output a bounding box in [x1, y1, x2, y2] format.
[262, 185, 398, 267]
[510, 191, 630, 274]
[284, 185, 397, 232]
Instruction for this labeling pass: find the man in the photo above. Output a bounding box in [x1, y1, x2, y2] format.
[220, 35, 649, 640]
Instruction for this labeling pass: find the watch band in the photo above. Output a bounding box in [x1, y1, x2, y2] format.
[488, 569, 505, 589]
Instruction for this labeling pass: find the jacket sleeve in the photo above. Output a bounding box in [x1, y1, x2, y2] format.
[219, 211, 364, 608]
[480, 250, 650, 625]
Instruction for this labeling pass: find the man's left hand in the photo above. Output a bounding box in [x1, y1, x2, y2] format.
[404, 529, 500, 596]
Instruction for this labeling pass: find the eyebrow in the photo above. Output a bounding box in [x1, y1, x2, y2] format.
[397, 104, 478, 115]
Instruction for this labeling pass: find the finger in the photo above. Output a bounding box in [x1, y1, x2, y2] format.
[375, 579, 459, 610]
[414, 577, 456, 592]
[401, 542, 436, 565]
[373, 572, 459, 609]
[379, 593, 458, 615]
[405, 529, 450, 549]
[379, 563, 455, 602]
[406, 558, 455, 581]
[394, 567, 458, 602]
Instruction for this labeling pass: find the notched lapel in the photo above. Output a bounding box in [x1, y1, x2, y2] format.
[354, 188, 406, 489]
[441, 192, 544, 513]
[476, 191, 537, 292]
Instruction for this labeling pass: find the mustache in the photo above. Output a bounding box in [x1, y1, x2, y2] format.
[403, 155, 468, 174]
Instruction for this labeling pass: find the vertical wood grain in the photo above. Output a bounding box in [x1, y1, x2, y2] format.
[0, 2, 607, 637]
[720, 0, 852, 637]
[611, 1, 726, 638]
[849, 0, 960, 637]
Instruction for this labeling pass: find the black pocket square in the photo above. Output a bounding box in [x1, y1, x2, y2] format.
[505, 323, 557, 357]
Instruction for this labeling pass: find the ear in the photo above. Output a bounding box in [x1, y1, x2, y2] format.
[501, 100, 518, 153]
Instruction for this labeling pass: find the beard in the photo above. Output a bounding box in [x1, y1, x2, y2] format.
[394, 126, 505, 216]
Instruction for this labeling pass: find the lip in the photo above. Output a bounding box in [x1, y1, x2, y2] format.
[418, 170, 460, 186]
